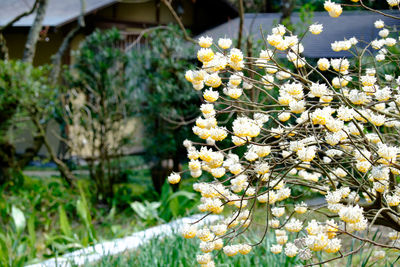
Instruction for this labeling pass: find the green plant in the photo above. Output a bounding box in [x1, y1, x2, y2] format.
[0, 174, 154, 264]
[0, 60, 56, 185]
[130, 182, 199, 226]
[64, 28, 138, 203]
[127, 25, 200, 193]
[0, 205, 37, 267]
[88, 230, 302, 267]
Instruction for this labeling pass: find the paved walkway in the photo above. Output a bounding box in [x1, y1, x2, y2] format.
[26, 214, 222, 267]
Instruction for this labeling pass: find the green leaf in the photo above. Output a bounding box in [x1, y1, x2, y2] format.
[160, 181, 171, 204]
[27, 214, 36, 257]
[169, 197, 180, 218]
[11, 206, 26, 234]
[166, 191, 196, 203]
[58, 205, 72, 237]
[76, 198, 97, 243]
[130, 201, 148, 220]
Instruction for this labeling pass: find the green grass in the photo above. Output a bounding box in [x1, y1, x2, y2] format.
[1, 169, 157, 265]
[86, 231, 302, 267]
[86, 231, 400, 267]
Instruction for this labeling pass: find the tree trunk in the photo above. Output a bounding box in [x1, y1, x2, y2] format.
[49, 0, 85, 84]
[151, 160, 173, 194]
[0, 141, 17, 184]
[0, 34, 9, 60]
[22, 0, 48, 64]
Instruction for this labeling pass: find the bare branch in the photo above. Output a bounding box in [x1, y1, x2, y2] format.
[160, 0, 195, 43]
[22, 0, 49, 64]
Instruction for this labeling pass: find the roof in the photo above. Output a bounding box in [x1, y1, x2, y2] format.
[0, 0, 116, 27]
[197, 10, 400, 58]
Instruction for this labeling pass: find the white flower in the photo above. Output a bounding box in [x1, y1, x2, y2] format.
[338, 205, 364, 224]
[272, 24, 286, 35]
[373, 250, 386, 260]
[260, 49, 274, 60]
[324, 238, 341, 253]
[317, 58, 330, 71]
[272, 207, 285, 217]
[387, 0, 400, 7]
[371, 39, 385, 50]
[198, 48, 214, 63]
[218, 38, 232, 49]
[374, 20, 384, 29]
[379, 29, 389, 38]
[331, 58, 349, 73]
[198, 36, 213, 48]
[326, 191, 342, 204]
[376, 53, 385, 61]
[284, 242, 298, 257]
[168, 172, 181, 184]
[182, 224, 197, 239]
[310, 82, 328, 97]
[285, 218, 303, 232]
[295, 202, 308, 214]
[309, 23, 323, 34]
[385, 38, 396, 46]
[270, 244, 282, 254]
[324, 0, 342, 17]
[289, 99, 306, 114]
[297, 146, 316, 162]
[203, 88, 219, 102]
[229, 48, 243, 63]
[223, 245, 240, 256]
[349, 37, 358, 45]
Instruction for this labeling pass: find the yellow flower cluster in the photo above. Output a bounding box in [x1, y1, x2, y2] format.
[171, 5, 400, 265]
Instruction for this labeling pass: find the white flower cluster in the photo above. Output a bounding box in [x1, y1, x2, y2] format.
[173, 4, 400, 265]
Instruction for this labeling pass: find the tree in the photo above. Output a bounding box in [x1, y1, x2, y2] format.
[174, 1, 400, 266]
[64, 29, 136, 202]
[0, 61, 55, 184]
[127, 25, 200, 193]
[0, 0, 85, 186]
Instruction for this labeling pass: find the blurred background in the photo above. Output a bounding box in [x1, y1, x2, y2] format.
[0, 0, 398, 266]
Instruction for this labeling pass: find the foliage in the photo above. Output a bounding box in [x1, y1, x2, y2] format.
[0, 173, 141, 265]
[130, 181, 199, 225]
[64, 28, 138, 202]
[88, 230, 302, 267]
[127, 25, 201, 192]
[0, 60, 56, 184]
[0, 158, 200, 265]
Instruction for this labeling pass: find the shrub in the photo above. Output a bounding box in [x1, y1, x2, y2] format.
[0, 60, 56, 185]
[127, 25, 200, 193]
[64, 29, 137, 202]
[171, 2, 400, 266]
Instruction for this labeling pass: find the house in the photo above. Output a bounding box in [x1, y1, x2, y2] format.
[0, 0, 238, 158]
[0, 0, 238, 66]
[197, 10, 400, 58]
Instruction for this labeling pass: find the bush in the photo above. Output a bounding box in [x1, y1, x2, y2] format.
[0, 60, 56, 185]
[64, 29, 137, 202]
[172, 2, 400, 266]
[127, 25, 200, 193]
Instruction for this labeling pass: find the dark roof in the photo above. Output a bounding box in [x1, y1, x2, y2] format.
[0, 0, 117, 27]
[0, 0, 238, 30]
[196, 10, 400, 58]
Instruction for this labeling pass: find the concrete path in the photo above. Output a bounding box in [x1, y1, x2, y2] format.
[25, 214, 221, 267]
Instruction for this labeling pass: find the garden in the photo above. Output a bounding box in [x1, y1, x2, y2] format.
[1, 0, 400, 266]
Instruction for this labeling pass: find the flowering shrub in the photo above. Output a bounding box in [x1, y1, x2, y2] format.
[170, 1, 400, 266]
